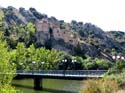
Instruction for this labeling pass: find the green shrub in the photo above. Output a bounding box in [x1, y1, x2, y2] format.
[104, 72, 125, 88]
[81, 79, 118, 93]
[95, 58, 111, 70]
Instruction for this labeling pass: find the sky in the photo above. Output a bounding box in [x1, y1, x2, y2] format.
[0, 0, 125, 31]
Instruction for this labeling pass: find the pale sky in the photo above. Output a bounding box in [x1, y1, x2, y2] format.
[0, 0, 125, 31]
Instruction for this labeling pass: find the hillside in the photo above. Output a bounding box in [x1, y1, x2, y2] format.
[0, 6, 125, 60]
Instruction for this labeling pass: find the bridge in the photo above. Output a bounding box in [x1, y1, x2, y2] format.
[15, 70, 107, 90]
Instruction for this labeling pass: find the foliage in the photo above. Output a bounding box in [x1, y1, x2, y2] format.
[29, 7, 44, 19]
[83, 57, 97, 70]
[104, 72, 125, 88]
[25, 22, 36, 47]
[114, 60, 125, 71]
[71, 56, 112, 70]
[4, 22, 36, 48]
[0, 33, 16, 92]
[75, 56, 85, 69]
[95, 58, 111, 70]
[31, 47, 65, 70]
[13, 43, 27, 70]
[81, 79, 118, 93]
[0, 10, 16, 92]
[11, 42, 65, 70]
[106, 60, 125, 75]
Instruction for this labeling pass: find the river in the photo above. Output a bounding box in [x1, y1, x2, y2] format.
[12, 79, 83, 93]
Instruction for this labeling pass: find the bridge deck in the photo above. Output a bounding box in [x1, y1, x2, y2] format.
[15, 70, 107, 79]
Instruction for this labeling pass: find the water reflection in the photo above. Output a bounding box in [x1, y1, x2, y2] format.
[12, 79, 83, 93]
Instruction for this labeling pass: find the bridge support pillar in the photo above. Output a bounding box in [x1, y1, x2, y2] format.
[34, 77, 42, 90]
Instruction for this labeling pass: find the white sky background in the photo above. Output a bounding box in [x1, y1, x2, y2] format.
[0, 0, 125, 31]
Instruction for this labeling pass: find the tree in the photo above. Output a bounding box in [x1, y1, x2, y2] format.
[35, 48, 64, 70]
[114, 60, 125, 72]
[83, 56, 98, 70]
[75, 56, 85, 69]
[24, 22, 36, 47]
[0, 10, 16, 92]
[95, 58, 111, 70]
[14, 42, 27, 70]
[47, 49, 64, 69]
[0, 32, 16, 92]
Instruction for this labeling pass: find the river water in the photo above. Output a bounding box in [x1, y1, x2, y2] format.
[12, 79, 83, 93]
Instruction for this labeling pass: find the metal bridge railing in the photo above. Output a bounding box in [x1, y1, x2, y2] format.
[16, 70, 107, 76]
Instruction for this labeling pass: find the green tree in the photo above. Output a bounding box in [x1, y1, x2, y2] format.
[46, 49, 64, 69]
[24, 22, 36, 47]
[74, 56, 85, 69]
[114, 60, 125, 72]
[25, 45, 65, 70]
[35, 48, 64, 70]
[14, 42, 27, 70]
[27, 44, 37, 70]
[96, 58, 111, 70]
[26, 22, 35, 34]
[0, 33, 16, 92]
[83, 56, 97, 70]
[0, 10, 16, 92]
